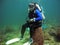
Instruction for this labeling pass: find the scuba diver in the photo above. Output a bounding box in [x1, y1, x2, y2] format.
[20, 2, 45, 45]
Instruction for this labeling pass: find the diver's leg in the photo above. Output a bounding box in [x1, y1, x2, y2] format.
[29, 26, 34, 44]
[20, 23, 28, 39]
[30, 25, 36, 38]
[30, 27, 34, 38]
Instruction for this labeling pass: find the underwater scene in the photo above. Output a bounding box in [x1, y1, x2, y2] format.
[0, 0, 60, 45]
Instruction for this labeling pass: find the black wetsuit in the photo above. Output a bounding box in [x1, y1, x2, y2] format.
[21, 9, 42, 38]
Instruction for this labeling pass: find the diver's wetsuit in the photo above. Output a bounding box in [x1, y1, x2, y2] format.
[21, 8, 43, 39]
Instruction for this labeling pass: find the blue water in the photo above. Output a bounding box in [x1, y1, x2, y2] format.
[0, 0, 60, 27]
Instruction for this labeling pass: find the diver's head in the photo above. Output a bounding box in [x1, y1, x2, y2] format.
[28, 2, 41, 11]
[29, 2, 36, 11]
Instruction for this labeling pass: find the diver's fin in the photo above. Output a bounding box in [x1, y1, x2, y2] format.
[6, 38, 20, 45]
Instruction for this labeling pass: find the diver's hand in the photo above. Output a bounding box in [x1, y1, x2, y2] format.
[29, 19, 34, 22]
[26, 18, 35, 23]
[29, 18, 35, 22]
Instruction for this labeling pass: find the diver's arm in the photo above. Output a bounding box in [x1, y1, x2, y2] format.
[34, 9, 43, 21]
[28, 9, 42, 22]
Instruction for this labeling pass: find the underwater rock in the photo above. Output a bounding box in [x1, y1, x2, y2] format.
[44, 43, 49, 45]
[5, 26, 14, 33]
[48, 29, 56, 36]
[0, 29, 6, 43]
[49, 26, 60, 42]
[0, 35, 3, 42]
[44, 32, 51, 40]
[55, 28, 60, 42]
[0, 35, 6, 45]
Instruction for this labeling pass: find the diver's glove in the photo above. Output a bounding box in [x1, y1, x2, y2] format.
[28, 18, 35, 22]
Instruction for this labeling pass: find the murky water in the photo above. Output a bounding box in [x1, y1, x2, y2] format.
[0, 0, 60, 26]
[0, 0, 60, 45]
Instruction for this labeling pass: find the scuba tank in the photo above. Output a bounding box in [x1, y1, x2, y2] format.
[35, 3, 45, 20]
